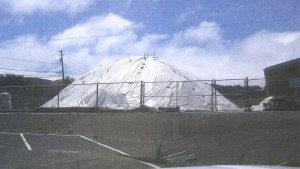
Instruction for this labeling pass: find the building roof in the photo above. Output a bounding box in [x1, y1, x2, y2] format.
[264, 58, 300, 72]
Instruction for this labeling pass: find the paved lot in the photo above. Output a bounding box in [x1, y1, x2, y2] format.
[0, 132, 157, 169]
[0, 111, 299, 167]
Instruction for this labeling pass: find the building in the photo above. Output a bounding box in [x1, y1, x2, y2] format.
[264, 58, 300, 110]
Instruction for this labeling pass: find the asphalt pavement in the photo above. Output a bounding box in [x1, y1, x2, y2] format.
[0, 132, 157, 169]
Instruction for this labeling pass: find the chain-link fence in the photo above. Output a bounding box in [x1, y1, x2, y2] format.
[0, 77, 267, 112]
[0, 84, 67, 111]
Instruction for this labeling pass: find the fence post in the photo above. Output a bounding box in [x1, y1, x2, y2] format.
[211, 79, 214, 111]
[176, 81, 179, 107]
[140, 81, 144, 108]
[96, 83, 99, 110]
[214, 79, 217, 111]
[57, 85, 60, 109]
[143, 81, 145, 107]
[22, 87, 25, 113]
[244, 77, 250, 111]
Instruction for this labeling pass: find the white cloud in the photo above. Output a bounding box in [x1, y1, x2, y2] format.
[229, 31, 300, 77]
[170, 21, 224, 48]
[176, 4, 201, 24]
[1, 13, 299, 84]
[0, 0, 94, 15]
[94, 34, 137, 54]
[163, 28, 300, 80]
[49, 13, 143, 49]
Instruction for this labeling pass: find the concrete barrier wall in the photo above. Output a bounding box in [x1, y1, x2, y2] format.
[0, 112, 180, 140]
[0, 112, 299, 141]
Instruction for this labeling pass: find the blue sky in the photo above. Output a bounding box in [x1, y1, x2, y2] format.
[0, 0, 299, 81]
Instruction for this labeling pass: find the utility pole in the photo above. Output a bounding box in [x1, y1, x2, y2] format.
[59, 50, 65, 84]
[244, 77, 250, 111]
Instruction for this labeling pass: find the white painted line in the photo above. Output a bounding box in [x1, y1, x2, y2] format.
[80, 135, 131, 157]
[0, 131, 80, 137]
[42, 133, 81, 137]
[20, 133, 32, 151]
[0, 131, 20, 135]
[80, 135, 160, 168]
[0, 146, 5, 148]
[137, 160, 160, 169]
[48, 149, 80, 154]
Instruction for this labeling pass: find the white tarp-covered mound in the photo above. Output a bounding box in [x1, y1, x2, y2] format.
[43, 56, 239, 110]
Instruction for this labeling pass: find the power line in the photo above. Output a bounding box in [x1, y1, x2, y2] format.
[0, 73, 60, 77]
[65, 64, 85, 74]
[187, 18, 296, 30]
[0, 32, 134, 44]
[22, 75, 61, 79]
[0, 56, 58, 65]
[0, 18, 296, 44]
[65, 58, 87, 71]
[0, 67, 59, 73]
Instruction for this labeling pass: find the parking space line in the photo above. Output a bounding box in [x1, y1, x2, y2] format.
[20, 133, 32, 151]
[80, 135, 131, 157]
[80, 135, 160, 168]
[137, 160, 160, 168]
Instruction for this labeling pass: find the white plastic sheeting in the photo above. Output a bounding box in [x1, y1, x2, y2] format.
[43, 56, 239, 110]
